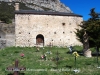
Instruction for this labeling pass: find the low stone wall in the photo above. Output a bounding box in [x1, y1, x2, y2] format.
[0, 22, 15, 48]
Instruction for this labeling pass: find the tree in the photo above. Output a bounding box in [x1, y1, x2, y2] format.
[0, 12, 12, 24]
[75, 8, 100, 57]
[0, 2, 32, 24]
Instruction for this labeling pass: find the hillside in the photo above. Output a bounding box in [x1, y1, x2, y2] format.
[0, 0, 72, 23]
[0, 0, 72, 13]
[0, 1, 32, 23]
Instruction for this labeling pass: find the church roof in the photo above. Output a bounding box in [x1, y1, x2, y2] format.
[15, 10, 82, 17]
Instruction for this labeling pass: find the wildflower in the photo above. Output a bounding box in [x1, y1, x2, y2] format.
[46, 51, 52, 54]
[20, 53, 24, 57]
[12, 62, 14, 65]
[73, 51, 79, 57]
[64, 57, 69, 60]
[41, 55, 44, 59]
[41, 54, 47, 60]
[73, 51, 79, 70]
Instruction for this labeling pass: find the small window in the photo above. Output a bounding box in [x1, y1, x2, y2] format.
[62, 23, 65, 26]
[54, 32, 56, 34]
[19, 32, 21, 34]
[69, 23, 71, 25]
[63, 32, 65, 34]
[47, 24, 48, 27]
[70, 31, 72, 33]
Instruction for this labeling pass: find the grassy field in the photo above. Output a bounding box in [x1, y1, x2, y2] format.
[0, 46, 100, 75]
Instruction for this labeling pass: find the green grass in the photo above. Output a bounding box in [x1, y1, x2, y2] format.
[0, 46, 100, 75]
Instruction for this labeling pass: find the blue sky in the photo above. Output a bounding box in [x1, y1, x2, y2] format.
[60, 0, 100, 20]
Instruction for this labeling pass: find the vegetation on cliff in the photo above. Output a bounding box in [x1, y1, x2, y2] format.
[0, 2, 32, 24]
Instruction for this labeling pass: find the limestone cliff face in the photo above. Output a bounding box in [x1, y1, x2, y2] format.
[0, 0, 72, 13]
[23, 0, 72, 13]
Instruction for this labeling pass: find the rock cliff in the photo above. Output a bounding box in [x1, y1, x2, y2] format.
[0, 0, 72, 13]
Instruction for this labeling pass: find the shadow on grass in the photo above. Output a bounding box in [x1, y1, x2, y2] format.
[66, 51, 84, 56]
[64, 65, 73, 69]
[7, 73, 25, 75]
[67, 51, 100, 56]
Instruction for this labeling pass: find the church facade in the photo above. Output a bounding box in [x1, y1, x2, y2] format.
[15, 10, 83, 47]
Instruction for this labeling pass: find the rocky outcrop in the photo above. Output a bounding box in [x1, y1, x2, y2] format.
[24, 0, 72, 13]
[0, 0, 72, 13]
[0, 22, 15, 34]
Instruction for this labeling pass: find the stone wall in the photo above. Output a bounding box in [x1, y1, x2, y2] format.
[6, 33, 15, 47]
[15, 13, 83, 47]
[0, 22, 15, 48]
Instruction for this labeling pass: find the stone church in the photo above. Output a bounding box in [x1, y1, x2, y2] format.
[15, 3, 83, 47]
[0, 1, 83, 48]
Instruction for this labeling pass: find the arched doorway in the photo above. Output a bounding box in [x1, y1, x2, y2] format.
[36, 34, 44, 46]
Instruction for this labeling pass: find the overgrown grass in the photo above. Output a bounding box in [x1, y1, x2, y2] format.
[0, 46, 99, 75]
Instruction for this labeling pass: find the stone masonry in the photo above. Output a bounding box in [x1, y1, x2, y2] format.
[0, 22, 15, 48]
[15, 11, 83, 47]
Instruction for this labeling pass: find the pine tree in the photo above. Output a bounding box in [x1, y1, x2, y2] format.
[75, 8, 100, 57]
